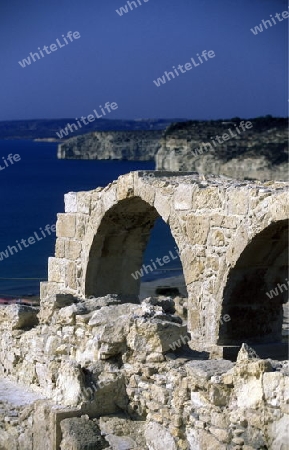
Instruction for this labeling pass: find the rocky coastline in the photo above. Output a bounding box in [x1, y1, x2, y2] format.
[57, 117, 288, 182]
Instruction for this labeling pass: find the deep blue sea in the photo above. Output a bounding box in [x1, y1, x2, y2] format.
[0, 140, 182, 297]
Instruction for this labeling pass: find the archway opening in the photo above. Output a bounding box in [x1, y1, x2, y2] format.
[218, 220, 288, 355]
[85, 197, 187, 301]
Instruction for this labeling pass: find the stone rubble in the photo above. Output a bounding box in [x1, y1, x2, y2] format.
[0, 295, 288, 449]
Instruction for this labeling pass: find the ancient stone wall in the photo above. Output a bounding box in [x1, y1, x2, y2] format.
[42, 171, 288, 355]
[0, 171, 288, 449]
[0, 300, 288, 449]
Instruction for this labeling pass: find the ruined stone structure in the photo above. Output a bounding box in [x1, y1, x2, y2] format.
[0, 171, 288, 449]
[43, 171, 288, 357]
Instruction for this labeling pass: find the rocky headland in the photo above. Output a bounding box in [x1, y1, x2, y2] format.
[57, 116, 288, 182]
[57, 130, 162, 160]
[156, 117, 288, 181]
[0, 118, 180, 140]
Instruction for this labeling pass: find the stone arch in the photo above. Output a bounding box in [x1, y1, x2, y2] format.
[218, 219, 288, 346]
[85, 195, 185, 299]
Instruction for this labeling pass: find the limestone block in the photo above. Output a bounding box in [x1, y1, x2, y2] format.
[181, 248, 205, 284]
[174, 184, 194, 210]
[196, 429, 227, 450]
[105, 434, 137, 449]
[227, 189, 249, 215]
[236, 343, 259, 363]
[268, 192, 289, 221]
[187, 428, 201, 450]
[40, 281, 65, 302]
[209, 385, 229, 407]
[226, 225, 248, 266]
[87, 304, 136, 359]
[44, 335, 63, 356]
[186, 215, 210, 245]
[210, 214, 224, 227]
[210, 411, 229, 429]
[54, 361, 85, 406]
[209, 427, 230, 443]
[117, 172, 134, 200]
[145, 421, 177, 450]
[0, 305, 38, 330]
[56, 214, 76, 238]
[269, 414, 289, 450]
[64, 192, 77, 213]
[75, 214, 89, 240]
[193, 187, 222, 210]
[65, 261, 77, 290]
[190, 391, 210, 408]
[65, 240, 82, 260]
[135, 175, 156, 204]
[77, 191, 91, 215]
[102, 184, 117, 210]
[154, 191, 171, 222]
[127, 319, 188, 354]
[263, 372, 286, 407]
[48, 257, 66, 283]
[57, 304, 79, 326]
[235, 377, 263, 409]
[55, 238, 65, 258]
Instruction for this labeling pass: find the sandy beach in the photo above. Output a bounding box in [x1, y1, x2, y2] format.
[139, 274, 187, 300]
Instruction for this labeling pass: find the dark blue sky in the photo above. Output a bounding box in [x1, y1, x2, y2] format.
[0, 0, 288, 121]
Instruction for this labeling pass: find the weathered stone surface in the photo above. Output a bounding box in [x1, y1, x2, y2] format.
[145, 421, 177, 450]
[0, 304, 38, 330]
[99, 415, 146, 449]
[60, 416, 107, 450]
[236, 343, 259, 363]
[56, 214, 76, 238]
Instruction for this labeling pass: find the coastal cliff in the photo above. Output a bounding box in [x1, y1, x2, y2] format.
[57, 130, 162, 160]
[57, 117, 288, 181]
[156, 117, 288, 181]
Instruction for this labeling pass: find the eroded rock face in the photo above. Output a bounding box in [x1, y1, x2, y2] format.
[156, 118, 288, 181]
[57, 118, 288, 182]
[57, 130, 162, 160]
